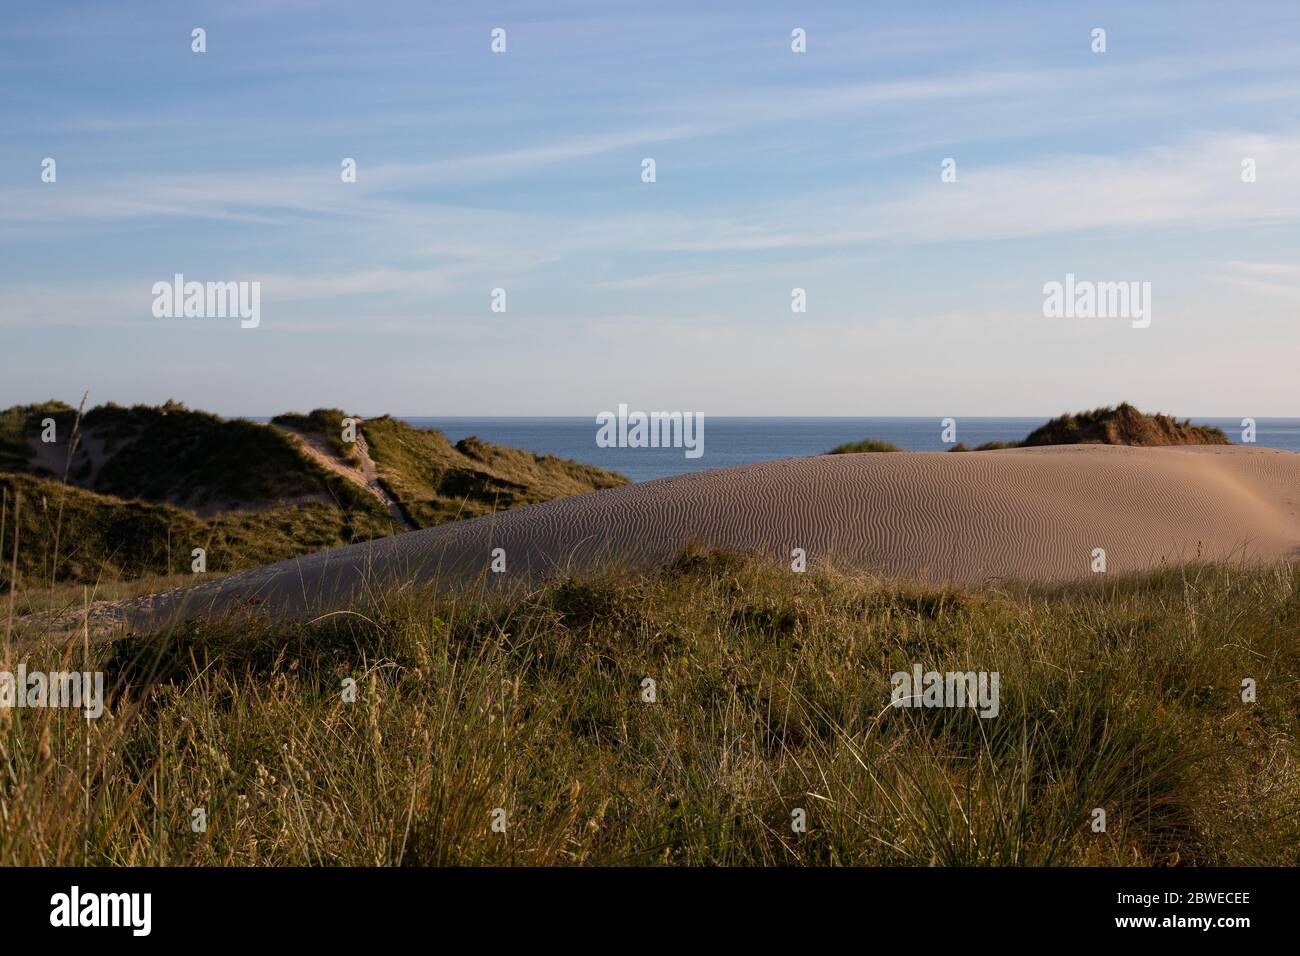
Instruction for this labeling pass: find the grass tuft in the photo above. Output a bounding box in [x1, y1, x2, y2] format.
[827, 439, 902, 454]
[3, 552, 1295, 866]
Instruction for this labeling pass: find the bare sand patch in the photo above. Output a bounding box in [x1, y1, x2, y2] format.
[274, 424, 413, 529]
[106, 444, 1300, 631]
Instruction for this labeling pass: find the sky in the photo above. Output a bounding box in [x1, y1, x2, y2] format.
[1, 0, 1299, 416]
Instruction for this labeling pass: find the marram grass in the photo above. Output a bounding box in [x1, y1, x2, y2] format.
[1, 550, 1297, 866]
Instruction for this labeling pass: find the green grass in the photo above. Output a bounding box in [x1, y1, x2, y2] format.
[0, 402, 627, 587]
[83, 403, 378, 509]
[949, 441, 1019, 452]
[0, 473, 396, 588]
[4, 549, 1295, 865]
[0, 400, 376, 510]
[271, 408, 359, 462]
[362, 416, 627, 527]
[827, 438, 902, 454]
[842, 405, 1229, 455]
[1021, 402, 1228, 447]
[0, 400, 75, 472]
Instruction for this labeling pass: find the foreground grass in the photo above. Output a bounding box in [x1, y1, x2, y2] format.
[2, 552, 1297, 865]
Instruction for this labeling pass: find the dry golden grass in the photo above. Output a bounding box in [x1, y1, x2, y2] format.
[2, 549, 1296, 866]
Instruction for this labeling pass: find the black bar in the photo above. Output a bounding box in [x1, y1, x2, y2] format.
[3, 866, 1279, 941]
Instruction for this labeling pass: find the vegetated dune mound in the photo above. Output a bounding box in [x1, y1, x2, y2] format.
[0, 401, 626, 587]
[832, 403, 1230, 454]
[115, 444, 1300, 632]
[1019, 402, 1229, 447]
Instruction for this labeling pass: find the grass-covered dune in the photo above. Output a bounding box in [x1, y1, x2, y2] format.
[830, 403, 1229, 454]
[0, 473, 396, 588]
[4, 550, 1295, 865]
[2, 400, 366, 509]
[0, 401, 626, 587]
[362, 415, 627, 527]
[1020, 402, 1229, 447]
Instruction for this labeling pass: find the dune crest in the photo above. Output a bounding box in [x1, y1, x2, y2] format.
[118, 444, 1300, 630]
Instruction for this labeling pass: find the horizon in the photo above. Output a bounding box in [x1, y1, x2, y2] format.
[4, 1, 1300, 415]
[12, 401, 1296, 421]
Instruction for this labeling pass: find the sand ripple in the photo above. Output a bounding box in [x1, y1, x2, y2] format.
[121, 445, 1300, 629]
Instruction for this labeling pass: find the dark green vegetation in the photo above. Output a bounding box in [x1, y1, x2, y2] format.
[0, 401, 72, 473]
[827, 438, 902, 454]
[0, 401, 625, 587]
[2, 400, 371, 510]
[271, 408, 360, 462]
[0, 474, 395, 588]
[1020, 402, 1229, 447]
[834, 404, 1229, 454]
[5, 551, 1296, 865]
[362, 415, 627, 527]
[948, 441, 1019, 452]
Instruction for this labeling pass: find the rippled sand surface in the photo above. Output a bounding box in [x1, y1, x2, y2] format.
[118, 445, 1300, 630]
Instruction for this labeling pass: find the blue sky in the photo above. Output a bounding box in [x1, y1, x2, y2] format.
[2, 0, 1299, 415]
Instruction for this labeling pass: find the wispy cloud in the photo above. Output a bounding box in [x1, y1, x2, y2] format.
[4, 0, 1300, 413]
[648, 132, 1300, 251]
[1212, 260, 1300, 301]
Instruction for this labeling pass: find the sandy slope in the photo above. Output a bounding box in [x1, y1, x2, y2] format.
[114, 444, 1300, 630]
[276, 425, 414, 529]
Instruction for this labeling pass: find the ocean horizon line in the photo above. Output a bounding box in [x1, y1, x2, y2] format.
[244, 414, 1300, 483]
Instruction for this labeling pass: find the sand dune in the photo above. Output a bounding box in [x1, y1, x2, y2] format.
[118, 445, 1300, 630]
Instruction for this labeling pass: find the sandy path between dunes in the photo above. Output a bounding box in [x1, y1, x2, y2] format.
[277, 426, 414, 529]
[113, 444, 1300, 631]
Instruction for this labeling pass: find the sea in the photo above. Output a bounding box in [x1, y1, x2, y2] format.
[396, 417, 1300, 484]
